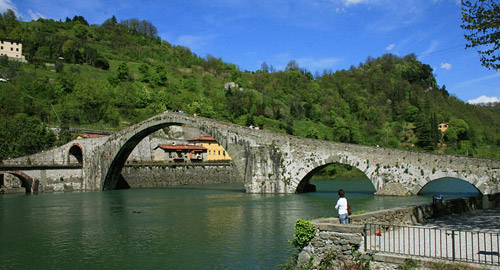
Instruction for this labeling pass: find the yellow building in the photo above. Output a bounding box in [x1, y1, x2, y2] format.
[187, 136, 231, 162]
[0, 39, 26, 62]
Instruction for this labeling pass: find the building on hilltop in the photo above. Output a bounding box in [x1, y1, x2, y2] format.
[0, 39, 27, 62]
[438, 122, 449, 133]
[187, 136, 231, 162]
[153, 144, 207, 163]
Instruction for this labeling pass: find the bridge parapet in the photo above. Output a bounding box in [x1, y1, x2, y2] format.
[2, 136, 108, 166]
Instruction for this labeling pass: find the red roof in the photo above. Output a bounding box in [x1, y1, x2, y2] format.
[78, 133, 107, 139]
[187, 136, 217, 142]
[157, 144, 207, 151]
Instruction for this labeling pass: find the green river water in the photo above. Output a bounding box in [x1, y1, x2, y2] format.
[0, 178, 478, 269]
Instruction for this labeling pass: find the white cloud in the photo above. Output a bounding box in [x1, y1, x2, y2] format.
[175, 34, 216, 52]
[27, 9, 46, 20]
[466, 95, 500, 105]
[457, 73, 500, 88]
[386, 43, 395, 51]
[296, 56, 342, 70]
[342, 0, 369, 5]
[0, 0, 18, 14]
[419, 40, 440, 59]
[440, 62, 451, 70]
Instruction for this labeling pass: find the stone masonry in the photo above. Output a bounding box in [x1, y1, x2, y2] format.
[86, 112, 500, 194]
[3, 112, 500, 195]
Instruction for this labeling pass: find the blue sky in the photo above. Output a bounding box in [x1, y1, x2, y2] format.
[2, 0, 499, 103]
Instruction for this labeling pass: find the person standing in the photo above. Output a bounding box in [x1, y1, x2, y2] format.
[335, 189, 349, 224]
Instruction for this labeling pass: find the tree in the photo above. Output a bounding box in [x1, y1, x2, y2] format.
[461, 0, 500, 70]
[72, 15, 89, 26]
[103, 15, 118, 26]
[116, 62, 130, 81]
[415, 113, 436, 151]
[285, 60, 299, 71]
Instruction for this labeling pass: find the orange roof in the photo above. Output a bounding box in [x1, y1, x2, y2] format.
[187, 136, 217, 142]
[78, 133, 107, 139]
[157, 144, 207, 151]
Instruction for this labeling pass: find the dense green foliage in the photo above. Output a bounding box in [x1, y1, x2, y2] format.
[293, 219, 316, 251]
[1, 12, 499, 160]
[461, 0, 500, 70]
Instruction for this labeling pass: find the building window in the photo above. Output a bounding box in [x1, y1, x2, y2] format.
[1, 46, 3, 49]
[11, 48, 13, 51]
[16, 48, 18, 51]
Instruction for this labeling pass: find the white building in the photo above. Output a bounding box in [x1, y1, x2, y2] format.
[0, 39, 26, 62]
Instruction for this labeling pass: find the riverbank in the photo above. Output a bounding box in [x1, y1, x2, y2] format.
[298, 193, 500, 269]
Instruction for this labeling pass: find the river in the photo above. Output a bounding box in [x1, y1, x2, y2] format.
[0, 178, 478, 269]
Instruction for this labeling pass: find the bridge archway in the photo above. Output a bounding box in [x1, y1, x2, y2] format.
[68, 144, 83, 164]
[99, 120, 238, 191]
[0, 171, 33, 193]
[102, 123, 175, 190]
[297, 163, 375, 193]
[417, 177, 482, 197]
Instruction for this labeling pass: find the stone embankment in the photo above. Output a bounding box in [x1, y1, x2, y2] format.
[121, 163, 241, 188]
[1, 163, 240, 193]
[297, 194, 500, 269]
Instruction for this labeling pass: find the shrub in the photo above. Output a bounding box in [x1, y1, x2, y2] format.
[293, 219, 316, 251]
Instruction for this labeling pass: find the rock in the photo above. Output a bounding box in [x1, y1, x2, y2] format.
[375, 182, 412, 196]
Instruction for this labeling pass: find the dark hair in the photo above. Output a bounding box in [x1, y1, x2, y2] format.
[338, 189, 345, 197]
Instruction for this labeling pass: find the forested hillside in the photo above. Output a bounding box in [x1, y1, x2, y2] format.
[1, 12, 499, 160]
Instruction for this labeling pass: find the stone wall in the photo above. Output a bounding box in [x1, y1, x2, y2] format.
[121, 163, 241, 188]
[1, 163, 240, 194]
[297, 194, 500, 267]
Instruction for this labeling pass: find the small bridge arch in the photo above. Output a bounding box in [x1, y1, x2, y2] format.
[417, 177, 482, 196]
[296, 159, 374, 193]
[0, 171, 35, 193]
[68, 144, 84, 164]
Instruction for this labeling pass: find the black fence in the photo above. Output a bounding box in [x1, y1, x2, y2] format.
[364, 224, 500, 266]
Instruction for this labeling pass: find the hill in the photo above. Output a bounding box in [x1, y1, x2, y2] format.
[1, 12, 499, 160]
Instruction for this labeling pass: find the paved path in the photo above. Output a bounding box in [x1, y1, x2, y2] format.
[365, 207, 500, 266]
[419, 207, 500, 233]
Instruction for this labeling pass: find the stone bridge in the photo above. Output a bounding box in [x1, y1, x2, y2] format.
[86, 112, 500, 195]
[2, 112, 500, 195]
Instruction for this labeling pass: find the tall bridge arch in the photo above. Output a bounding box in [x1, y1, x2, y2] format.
[83, 112, 500, 195]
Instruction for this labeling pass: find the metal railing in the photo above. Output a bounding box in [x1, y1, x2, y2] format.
[364, 224, 500, 266]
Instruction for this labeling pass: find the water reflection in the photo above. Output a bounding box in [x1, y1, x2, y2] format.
[0, 178, 479, 269]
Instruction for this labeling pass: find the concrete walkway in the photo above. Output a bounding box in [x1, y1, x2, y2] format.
[419, 207, 500, 233]
[365, 207, 500, 267]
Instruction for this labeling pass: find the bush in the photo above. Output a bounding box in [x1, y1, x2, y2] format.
[293, 219, 316, 251]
